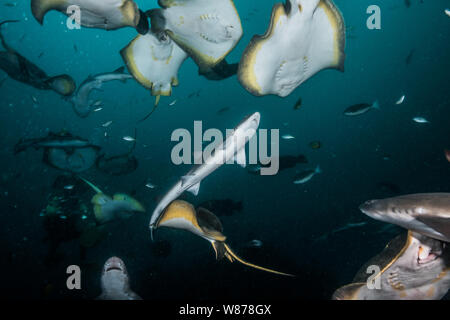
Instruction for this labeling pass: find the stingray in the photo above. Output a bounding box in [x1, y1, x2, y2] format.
[80, 177, 145, 225]
[44, 146, 100, 173]
[332, 231, 450, 300]
[0, 20, 76, 96]
[148, 0, 243, 72]
[238, 0, 345, 97]
[121, 28, 188, 120]
[155, 200, 294, 276]
[31, 0, 149, 34]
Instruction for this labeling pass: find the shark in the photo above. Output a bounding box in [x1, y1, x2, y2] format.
[149, 112, 261, 237]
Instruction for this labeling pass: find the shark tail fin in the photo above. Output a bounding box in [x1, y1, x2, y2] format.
[79, 176, 103, 194]
[222, 243, 295, 277]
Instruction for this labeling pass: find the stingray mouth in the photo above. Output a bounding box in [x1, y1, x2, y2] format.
[417, 246, 442, 265]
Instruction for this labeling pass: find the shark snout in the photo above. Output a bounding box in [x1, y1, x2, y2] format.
[103, 256, 126, 274]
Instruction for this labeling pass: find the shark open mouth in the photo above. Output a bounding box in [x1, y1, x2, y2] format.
[106, 266, 123, 272]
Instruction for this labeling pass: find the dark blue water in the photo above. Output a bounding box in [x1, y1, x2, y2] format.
[0, 0, 449, 300]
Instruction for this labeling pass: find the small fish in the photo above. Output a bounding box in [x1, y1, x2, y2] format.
[4, 3, 16, 7]
[38, 52, 44, 59]
[445, 9, 450, 17]
[93, 107, 103, 112]
[293, 165, 321, 184]
[444, 149, 450, 163]
[123, 136, 135, 142]
[64, 185, 74, 190]
[31, 95, 39, 105]
[395, 95, 405, 105]
[60, 215, 67, 219]
[412, 117, 429, 124]
[309, 141, 321, 150]
[169, 100, 177, 106]
[102, 121, 113, 127]
[217, 107, 230, 114]
[92, 100, 103, 107]
[293, 97, 302, 110]
[245, 239, 263, 248]
[81, 215, 87, 220]
[405, 49, 415, 65]
[73, 44, 78, 52]
[344, 101, 379, 116]
[145, 182, 156, 189]
[282, 134, 295, 140]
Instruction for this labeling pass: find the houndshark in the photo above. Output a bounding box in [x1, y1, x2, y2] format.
[359, 193, 450, 242]
[98, 256, 142, 300]
[71, 67, 133, 117]
[149, 112, 261, 237]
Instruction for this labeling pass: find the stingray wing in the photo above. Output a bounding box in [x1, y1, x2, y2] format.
[238, 0, 345, 97]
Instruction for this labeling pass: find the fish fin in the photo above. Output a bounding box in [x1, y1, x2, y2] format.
[211, 241, 227, 260]
[332, 283, 365, 300]
[31, 0, 66, 25]
[79, 177, 104, 194]
[0, 20, 20, 52]
[180, 175, 194, 187]
[234, 148, 246, 168]
[113, 66, 125, 74]
[223, 243, 295, 277]
[415, 216, 450, 241]
[372, 100, 380, 109]
[186, 182, 200, 196]
[112, 194, 146, 212]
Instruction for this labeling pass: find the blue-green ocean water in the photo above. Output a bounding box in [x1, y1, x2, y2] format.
[0, 0, 449, 299]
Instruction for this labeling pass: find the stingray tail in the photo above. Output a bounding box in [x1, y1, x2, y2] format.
[218, 243, 295, 277]
[137, 96, 160, 123]
[78, 176, 103, 194]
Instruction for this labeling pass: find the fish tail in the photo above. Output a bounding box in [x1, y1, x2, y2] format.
[223, 243, 295, 277]
[78, 176, 103, 194]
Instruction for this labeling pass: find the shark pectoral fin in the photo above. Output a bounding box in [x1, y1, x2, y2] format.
[234, 148, 246, 168]
[181, 175, 194, 188]
[415, 216, 450, 241]
[223, 243, 295, 277]
[187, 182, 200, 196]
[31, 0, 66, 25]
[113, 194, 146, 212]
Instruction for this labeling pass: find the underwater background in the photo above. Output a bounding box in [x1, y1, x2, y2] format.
[0, 0, 449, 300]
